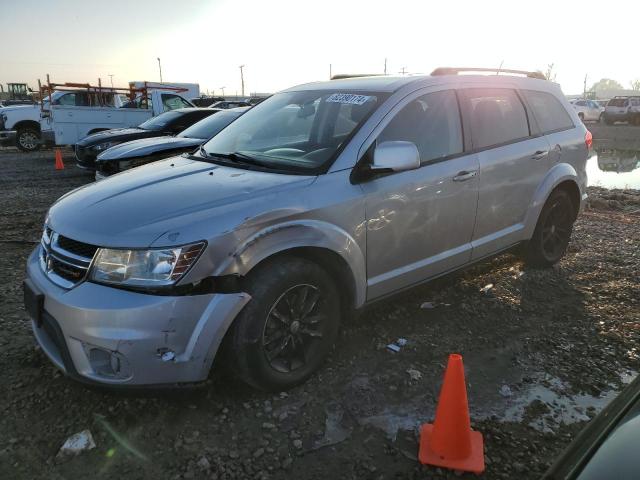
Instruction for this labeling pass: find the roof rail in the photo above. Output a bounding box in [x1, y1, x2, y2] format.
[431, 67, 546, 80]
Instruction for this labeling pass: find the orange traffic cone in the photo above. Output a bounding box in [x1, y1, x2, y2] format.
[54, 149, 64, 170]
[418, 354, 484, 474]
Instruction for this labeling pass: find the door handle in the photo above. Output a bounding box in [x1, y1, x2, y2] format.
[531, 150, 548, 160]
[453, 170, 478, 182]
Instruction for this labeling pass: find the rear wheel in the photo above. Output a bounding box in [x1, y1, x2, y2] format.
[226, 256, 341, 391]
[524, 189, 576, 268]
[16, 127, 41, 152]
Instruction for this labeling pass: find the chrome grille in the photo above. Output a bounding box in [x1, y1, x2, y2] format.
[40, 230, 97, 289]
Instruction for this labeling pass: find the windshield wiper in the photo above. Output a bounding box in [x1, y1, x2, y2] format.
[201, 150, 272, 168]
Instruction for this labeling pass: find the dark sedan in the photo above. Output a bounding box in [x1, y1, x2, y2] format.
[544, 375, 640, 479]
[95, 107, 249, 179]
[74, 108, 218, 170]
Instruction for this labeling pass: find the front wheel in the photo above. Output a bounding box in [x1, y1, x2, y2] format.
[16, 127, 41, 152]
[226, 256, 341, 391]
[524, 189, 576, 268]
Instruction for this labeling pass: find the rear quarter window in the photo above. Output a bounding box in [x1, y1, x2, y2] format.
[523, 90, 574, 133]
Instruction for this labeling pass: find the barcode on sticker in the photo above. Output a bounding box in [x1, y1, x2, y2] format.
[326, 93, 372, 105]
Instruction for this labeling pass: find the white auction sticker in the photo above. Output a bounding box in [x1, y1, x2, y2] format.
[325, 93, 372, 105]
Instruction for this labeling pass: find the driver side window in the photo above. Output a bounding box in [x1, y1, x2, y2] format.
[378, 90, 463, 164]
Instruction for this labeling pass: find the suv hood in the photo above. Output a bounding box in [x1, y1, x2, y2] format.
[76, 128, 161, 147]
[48, 155, 315, 248]
[97, 136, 202, 161]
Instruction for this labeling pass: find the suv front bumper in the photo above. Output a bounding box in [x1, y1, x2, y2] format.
[24, 247, 250, 386]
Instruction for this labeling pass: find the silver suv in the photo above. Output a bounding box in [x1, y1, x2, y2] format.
[24, 68, 590, 390]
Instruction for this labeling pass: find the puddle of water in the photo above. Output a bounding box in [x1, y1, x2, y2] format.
[587, 149, 640, 189]
[503, 371, 637, 432]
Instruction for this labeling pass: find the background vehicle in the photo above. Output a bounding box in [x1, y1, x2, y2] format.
[75, 108, 216, 169]
[191, 96, 225, 107]
[570, 99, 603, 122]
[602, 96, 640, 125]
[543, 376, 640, 480]
[95, 106, 249, 178]
[45, 84, 196, 147]
[24, 69, 589, 391]
[209, 100, 251, 109]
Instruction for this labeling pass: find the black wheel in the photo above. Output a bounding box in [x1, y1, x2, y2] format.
[226, 256, 341, 391]
[525, 189, 576, 267]
[16, 127, 41, 152]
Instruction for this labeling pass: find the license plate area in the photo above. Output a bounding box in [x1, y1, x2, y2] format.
[23, 279, 45, 326]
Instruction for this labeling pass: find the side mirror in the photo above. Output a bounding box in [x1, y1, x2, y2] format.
[372, 141, 420, 172]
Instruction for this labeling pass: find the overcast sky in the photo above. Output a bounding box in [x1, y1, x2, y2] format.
[2, 0, 637, 96]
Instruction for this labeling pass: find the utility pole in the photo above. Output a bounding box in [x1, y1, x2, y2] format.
[583, 74, 588, 99]
[239, 65, 245, 97]
[157, 57, 163, 82]
[220, 86, 226, 97]
[497, 60, 504, 75]
[329, 64, 332, 79]
[384, 58, 387, 75]
[399, 66, 407, 76]
[108, 74, 114, 88]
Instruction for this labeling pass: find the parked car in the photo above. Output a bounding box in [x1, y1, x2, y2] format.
[209, 100, 251, 109]
[543, 375, 640, 480]
[74, 108, 217, 170]
[191, 96, 225, 107]
[570, 99, 603, 122]
[24, 68, 590, 390]
[602, 96, 640, 125]
[95, 107, 249, 179]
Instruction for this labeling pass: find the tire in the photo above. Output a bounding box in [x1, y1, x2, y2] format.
[226, 256, 341, 391]
[524, 189, 576, 268]
[16, 127, 41, 152]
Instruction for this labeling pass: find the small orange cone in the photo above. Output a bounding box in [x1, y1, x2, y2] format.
[54, 149, 64, 170]
[418, 354, 484, 474]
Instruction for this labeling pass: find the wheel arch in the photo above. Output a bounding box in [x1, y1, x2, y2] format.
[14, 120, 41, 133]
[212, 220, 367, 309]
[523, 163, 582, 239]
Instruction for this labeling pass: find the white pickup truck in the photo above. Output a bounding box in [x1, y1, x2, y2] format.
[0, 82, 198, 151]
[43, 82, 198, 146]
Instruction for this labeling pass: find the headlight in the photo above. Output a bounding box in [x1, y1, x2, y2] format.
[92, 141, 118, 152]
[89, 242, 206, 288]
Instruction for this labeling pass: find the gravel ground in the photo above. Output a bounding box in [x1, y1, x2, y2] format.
[0, 140, 638, 480]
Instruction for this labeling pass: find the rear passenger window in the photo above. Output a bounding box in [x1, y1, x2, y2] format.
[463, 89, 529, 149]
[523, 90, 574, 134]
[378, 90, 463, 164]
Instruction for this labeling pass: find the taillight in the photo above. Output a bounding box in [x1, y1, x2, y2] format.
[585, 130, 593, 149]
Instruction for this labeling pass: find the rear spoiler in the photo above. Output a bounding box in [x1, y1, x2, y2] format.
[431, 67, 546, 80]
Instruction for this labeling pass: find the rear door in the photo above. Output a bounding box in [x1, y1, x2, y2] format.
[362, 88, 479, 299]
[522, 89, 583, 173]
[459, 87, 551, 259]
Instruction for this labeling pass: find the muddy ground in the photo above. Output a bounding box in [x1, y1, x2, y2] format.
[0, 127, 639, 479]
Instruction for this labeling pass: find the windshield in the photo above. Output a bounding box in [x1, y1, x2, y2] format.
[201, 90, 385, 172]
[138, 110, 182, 131]
[178, 110, 244, 139]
